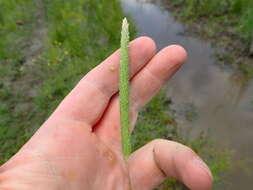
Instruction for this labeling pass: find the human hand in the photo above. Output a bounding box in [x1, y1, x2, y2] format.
[0, 37, 212, 190]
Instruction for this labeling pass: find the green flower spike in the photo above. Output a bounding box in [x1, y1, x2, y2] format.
[120, 18, 131, 158]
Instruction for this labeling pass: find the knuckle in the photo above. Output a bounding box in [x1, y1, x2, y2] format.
[152, 138, 167, 145]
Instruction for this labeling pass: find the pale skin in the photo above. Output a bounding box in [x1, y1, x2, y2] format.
[0, 37, 213, 190]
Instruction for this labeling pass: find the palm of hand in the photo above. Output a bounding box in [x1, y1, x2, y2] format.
[0, 37, 212, 190]
[1, 118, 130, 190]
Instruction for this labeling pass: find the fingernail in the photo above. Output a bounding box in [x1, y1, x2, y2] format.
[194, 157, 213, 178]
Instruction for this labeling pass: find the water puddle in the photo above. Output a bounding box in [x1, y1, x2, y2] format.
[121, 0, 253, 189]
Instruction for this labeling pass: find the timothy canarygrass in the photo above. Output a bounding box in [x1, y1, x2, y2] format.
[120, 18, 131, 158]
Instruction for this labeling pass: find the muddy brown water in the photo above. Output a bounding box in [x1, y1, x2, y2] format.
[120, 0, 253, 189]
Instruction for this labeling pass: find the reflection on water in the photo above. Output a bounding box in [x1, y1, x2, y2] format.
[121, 0, 253, 189]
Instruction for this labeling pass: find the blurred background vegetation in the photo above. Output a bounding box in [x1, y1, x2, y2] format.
[171, 0, 253, 40]
[0, 0, 125, 164]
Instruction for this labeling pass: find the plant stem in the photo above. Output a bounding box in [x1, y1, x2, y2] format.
[120, 18, 131, 157]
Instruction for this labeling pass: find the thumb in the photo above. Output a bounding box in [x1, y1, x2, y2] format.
[127, 139, 213, 190]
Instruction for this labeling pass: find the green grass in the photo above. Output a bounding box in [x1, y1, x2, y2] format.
[0, 0, 36, 163]
[35, 0, 125, 118]
[0, 0, 35, 59]
[170, 0, 253, 41]
[0, 0, 125, 164]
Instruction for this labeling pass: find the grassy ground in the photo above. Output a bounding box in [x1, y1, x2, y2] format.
[167, 0, 253, 76]
[0, 0, 125, 164]
[0, 0, 37, 163]
[0, 0, 230, 189]
[35, 0, 125, 120]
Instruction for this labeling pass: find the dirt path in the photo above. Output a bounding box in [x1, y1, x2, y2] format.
[12, 0, 47, 116]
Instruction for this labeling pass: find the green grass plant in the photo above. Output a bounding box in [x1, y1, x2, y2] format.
[119, 18, 131, 157]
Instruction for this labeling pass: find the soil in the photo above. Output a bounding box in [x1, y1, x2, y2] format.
[11, 0, 47, 117]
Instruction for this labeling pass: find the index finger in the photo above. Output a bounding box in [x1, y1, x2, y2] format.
[51, 37, 156, 127]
